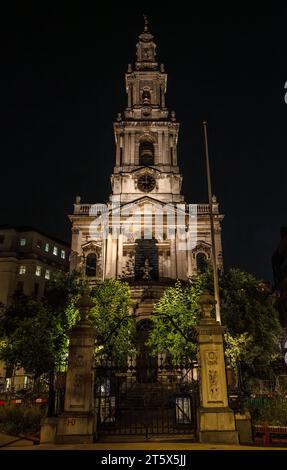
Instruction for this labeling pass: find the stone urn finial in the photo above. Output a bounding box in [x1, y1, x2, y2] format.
[198, 291, 216, 320]
[76, 291, 94, 322]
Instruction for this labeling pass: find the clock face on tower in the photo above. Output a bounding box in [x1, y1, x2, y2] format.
[137, 174, 156, 193]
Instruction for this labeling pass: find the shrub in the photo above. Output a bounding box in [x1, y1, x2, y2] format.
[0, 405, 45, 435]
[248, 397, 287, 426]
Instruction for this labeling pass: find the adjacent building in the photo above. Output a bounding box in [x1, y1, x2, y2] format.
[0, 225, 70, 393]
[0, 225, 70, 306]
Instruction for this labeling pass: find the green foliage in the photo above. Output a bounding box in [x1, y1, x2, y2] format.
[220, 269, 282, 378]
[248, 397, 287, 425]
[0, 297, 56, 376]
[148, 280, 202, 364]
[0, 405, 44, 435]
[0, 273, 135, 375]
[0, 271, 84, 377]
[224, 332, 251, 369]
[90, 279, 135, 362]
[148, 268, 282, 378]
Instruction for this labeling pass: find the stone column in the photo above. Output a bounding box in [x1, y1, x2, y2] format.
[169, 237, 177, 279]
[55, 293, 97, 444]
[196, 293, 238, 444]
[127, 86, 131, 108]
[116, 134, 121, 166]
[158, 131, 163, 164]
[130, 131, 135, 165]
[117, 233, 123, 278]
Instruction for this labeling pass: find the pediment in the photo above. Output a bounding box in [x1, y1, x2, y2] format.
[130, 166, 161, 175]
[193, 241, 211, 253]
[82, 240, 101, 252]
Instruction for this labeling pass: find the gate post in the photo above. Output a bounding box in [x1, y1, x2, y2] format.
[54, 292, 97, 444]
[196, 292, 239, 444]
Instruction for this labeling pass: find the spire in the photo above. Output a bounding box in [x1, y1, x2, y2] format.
[135, 15, 158, 70]
[143, 14, 149, 32]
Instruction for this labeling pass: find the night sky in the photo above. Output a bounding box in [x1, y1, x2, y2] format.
[0, 5, 286, 282]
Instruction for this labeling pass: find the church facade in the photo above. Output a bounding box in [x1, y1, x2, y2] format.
[69, 20, 223, 288]
[42, 21, 243, 445]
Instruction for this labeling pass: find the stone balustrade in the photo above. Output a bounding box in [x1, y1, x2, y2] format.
[73, 203, 219, 215]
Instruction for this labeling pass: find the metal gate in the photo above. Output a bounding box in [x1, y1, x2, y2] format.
[94, 355, 198, 438]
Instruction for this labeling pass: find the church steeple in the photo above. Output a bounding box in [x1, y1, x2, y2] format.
[111, 19, 182, 205]
[124, 17, 168, 121]
[135, 15, 158, 71]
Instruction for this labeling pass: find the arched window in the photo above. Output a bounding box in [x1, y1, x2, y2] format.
[139, 141, 154, 166]
[85, 253, 97, 277]
[142, 89, 151, 106]
[196, 252, 207, 273]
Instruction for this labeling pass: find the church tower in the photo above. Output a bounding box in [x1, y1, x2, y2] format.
[112, 16, 182, 205]
[69, 19, 223, 285]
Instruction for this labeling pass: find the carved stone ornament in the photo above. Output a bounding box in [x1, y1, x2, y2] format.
[206, 351, 218, 366]
[208, 369, 220, 400]
[69, 353, 86, 369]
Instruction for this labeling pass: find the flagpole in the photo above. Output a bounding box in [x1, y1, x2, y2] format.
[203, 121, 221, 323]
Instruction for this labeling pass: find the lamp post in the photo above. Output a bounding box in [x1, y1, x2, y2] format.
[203, 121, 221, 324]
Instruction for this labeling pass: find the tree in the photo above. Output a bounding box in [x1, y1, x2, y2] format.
[0, 271, 84, 414]
[90, 279, 136, 363]
[148, 268, 282, 382]
[147, 280, 202, 364]
[0, 296, 57, 378]
[220, 269, 282, 380]
[0, 275, 135, 396]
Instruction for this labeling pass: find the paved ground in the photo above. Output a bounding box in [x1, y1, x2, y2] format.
[0, 433, 286, 451]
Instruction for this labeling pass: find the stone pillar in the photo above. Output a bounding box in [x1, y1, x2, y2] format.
[127, 86, 131, 108]
[169, 238, 176, 279]
[116, 134, 121, 166]
[130, 131, 135, 165]
[117, 233, 123, 278]
[55, 293, 97, 444]
[160, 131, 164, 164]
[196, 293, 239, 444]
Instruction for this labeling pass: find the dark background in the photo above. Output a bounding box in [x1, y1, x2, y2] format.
[0, 4, 286, 281]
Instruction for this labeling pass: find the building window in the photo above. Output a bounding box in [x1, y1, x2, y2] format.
[19, 238, 26, 246]
[5, 378, 11, 391]
[34, 283, 39, 296]
[53, 246, 58, 256]
[35, 266, 41, 277]
[24, 376, 29, 389]
[196, 252, 207, 273]
[139, 140, 154, 166]
[142, 88, 151, 106]
[36, 239, 42, 249]
[19, 265, 26, 275]
[44, 243, 49, 252]
[60, 249, 66, 259]
[45, 269, 50, 280]
[0, 234, 4, 244]
[86, 253, 97, 277]
[16, 281, 24, 293]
